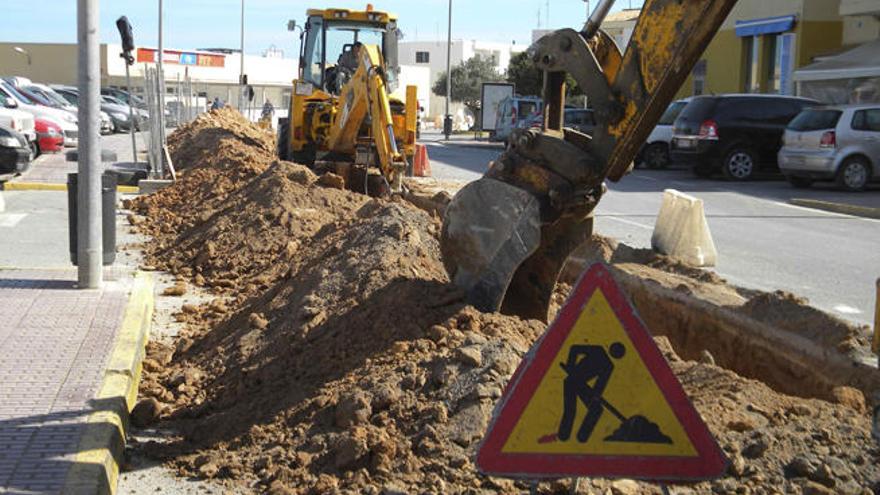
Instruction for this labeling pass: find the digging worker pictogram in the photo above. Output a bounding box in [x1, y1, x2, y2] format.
[558, 342, 626, 443]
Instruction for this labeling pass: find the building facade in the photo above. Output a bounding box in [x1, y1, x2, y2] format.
[675, 0, 845, 99]
[399, 39, 523, 121]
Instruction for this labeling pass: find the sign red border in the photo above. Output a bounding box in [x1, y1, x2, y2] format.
[476, 263, 728, 480]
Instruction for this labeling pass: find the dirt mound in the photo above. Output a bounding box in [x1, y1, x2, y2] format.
[741, 290, 870, 353]
[167, 107, 275, 172]
[129, 115, 879, 494]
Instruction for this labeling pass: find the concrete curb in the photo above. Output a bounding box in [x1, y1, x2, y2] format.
[428, 140, 505, 151]
[789, 198, 880, 220]
[1, 182, 140, 194]
[63, 272, 155, 495]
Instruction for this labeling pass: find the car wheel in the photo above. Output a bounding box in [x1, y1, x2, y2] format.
[786, 176, 813, 189]
[643, 142, 670, 169]
[722, 147, 757, 181]
[836, 157, 870, 192]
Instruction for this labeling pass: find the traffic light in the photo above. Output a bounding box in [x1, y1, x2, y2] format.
[116, 16, 135, 66]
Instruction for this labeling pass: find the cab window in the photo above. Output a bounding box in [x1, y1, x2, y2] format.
[302, 16, 325, 87]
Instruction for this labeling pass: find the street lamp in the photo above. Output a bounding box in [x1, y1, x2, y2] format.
[443, 0, 452, 140]
[12, 46, 31, 66]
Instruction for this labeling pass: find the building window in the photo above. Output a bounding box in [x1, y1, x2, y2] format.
[765, 34, 782, 94]
[693, 60, 707, 96]
[416, 51, 430, 64]
[743, 36, 759, 93]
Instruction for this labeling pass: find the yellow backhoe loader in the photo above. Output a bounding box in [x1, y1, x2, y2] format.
[277, 6, 418, 194]
[440, 0, 739, 321]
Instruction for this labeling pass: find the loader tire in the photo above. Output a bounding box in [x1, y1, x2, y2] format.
[277, 118, 290, 161]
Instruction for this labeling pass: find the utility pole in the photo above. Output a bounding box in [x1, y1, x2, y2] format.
[156, 0, 166, 178]
[77, 0, 102, 288]
[240, 0, 245, 112]
[444, 0, 452, 140]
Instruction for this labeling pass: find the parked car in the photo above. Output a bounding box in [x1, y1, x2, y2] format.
[563, 108, 596, 135]
[102, 87, 147, 109]
[102, 94, 150, 125]
[0, 91, 36, 145]
[0, 80, 78, 147]
[53, 86, 140, 132]
[778, 104, 880, 191]
[34, 117, 64, 156]
[0, 124, 32, 180]
[637, 99, 689, 169]
[671, 94, 818, 180]
[512, 108, 596, 136]
[492, 96, 543, 143]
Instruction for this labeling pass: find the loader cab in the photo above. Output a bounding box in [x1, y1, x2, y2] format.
[298, 7, 401, 95]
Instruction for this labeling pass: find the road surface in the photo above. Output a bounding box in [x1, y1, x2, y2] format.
[421, 131, 880, 326]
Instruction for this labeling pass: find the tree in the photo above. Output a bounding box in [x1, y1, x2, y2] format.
[505, 51, 583, 98]
[432, 55, 502, 118]
[506, 51, 543, 97]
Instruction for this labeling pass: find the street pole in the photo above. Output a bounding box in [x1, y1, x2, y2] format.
[77, 0, 102, 289]
[444, 0, 452, 140]
[240, 0, 245, 112]
[156, 0, 166, 178]
[124, 63, 137, 163]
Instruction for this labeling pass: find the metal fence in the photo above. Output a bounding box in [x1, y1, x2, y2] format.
[141, 67, 204, 178]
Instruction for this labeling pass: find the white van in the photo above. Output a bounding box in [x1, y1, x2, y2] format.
[491, 96, 543, 143]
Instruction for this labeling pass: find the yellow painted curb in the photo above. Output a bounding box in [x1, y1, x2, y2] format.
[63, 272, 155, 495]
[2, 182, 140, 194]
[789, 198, 880, 220]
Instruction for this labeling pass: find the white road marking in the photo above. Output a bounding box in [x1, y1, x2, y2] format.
[631, 174, 660, 182]
[599, 215, 654, 230]
[0, 213, 26, 227]
[833, 304, 863, 315]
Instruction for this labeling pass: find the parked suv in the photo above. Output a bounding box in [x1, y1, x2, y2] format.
[671, 94, 818, 180]
[492, 96, 543, 143]
[779, 104, 880, 191]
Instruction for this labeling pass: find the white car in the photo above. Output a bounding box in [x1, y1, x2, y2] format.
[638, 98, 690, 169]
[0, 80, 78, 147]
[0, 91, 36, 145]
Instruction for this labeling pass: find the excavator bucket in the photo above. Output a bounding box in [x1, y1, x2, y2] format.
[440, 0, 738, 322]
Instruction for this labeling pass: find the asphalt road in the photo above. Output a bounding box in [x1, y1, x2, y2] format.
[421, 131, 880, 326]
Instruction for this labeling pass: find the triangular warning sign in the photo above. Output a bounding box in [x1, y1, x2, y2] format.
[477, 263, 727, 481]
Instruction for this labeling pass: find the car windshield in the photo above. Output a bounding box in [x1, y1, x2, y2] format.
[787, 109, 842, 131]
[18, 87, 53, 107]
[30, 86, 72, 107]
[1, 82, 34, 104]
[658, 101, 687, 125]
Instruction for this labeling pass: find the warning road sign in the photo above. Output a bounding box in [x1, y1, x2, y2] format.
[477, 263, 727, 480]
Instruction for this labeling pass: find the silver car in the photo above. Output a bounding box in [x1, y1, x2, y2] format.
[779, 104, 880, 191]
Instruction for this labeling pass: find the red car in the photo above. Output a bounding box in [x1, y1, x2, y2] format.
[35, 117, 63, 155]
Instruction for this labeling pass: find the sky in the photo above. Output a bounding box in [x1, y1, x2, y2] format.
[1, 0, 644, 56]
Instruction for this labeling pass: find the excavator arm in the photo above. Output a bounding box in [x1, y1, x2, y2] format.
[440, 0, 738, 321]
[325, 44, 407, 190]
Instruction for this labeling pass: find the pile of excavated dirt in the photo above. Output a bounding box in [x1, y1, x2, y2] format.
[127, 108, 277, 250]
[129, 114, 880, 495]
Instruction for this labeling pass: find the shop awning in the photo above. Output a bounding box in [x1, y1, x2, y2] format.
[793, 39, 880, 82]
[735, 15, 796, 37]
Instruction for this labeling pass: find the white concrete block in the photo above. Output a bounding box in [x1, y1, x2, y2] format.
[0, 191, 5, 213]
[651, 189, 717, 267]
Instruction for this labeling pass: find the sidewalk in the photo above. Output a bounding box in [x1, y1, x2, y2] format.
[0, 188, 153, 494]
[6, 132, 149, 186]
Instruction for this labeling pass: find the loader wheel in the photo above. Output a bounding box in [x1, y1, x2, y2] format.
[277, 118, 290, 161]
